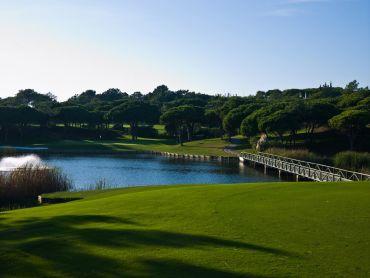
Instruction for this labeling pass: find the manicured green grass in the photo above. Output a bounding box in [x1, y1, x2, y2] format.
[1, 182, 369, 277]
[33, 137, 233, 156]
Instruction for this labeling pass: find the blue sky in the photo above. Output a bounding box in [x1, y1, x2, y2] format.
[0, 0, 369, 100]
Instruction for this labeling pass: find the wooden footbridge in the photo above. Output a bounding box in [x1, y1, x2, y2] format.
[240, 152, 370, 182]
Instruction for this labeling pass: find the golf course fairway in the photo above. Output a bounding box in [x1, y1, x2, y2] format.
[1, 182, 369, 277]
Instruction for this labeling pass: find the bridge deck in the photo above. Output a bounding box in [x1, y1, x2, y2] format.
[240, 152, 370, 182]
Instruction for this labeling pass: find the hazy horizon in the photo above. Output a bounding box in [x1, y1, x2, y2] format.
[1, 0, 369, 100]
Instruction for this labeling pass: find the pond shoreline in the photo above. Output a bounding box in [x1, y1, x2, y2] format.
[1, 147, 240, 161]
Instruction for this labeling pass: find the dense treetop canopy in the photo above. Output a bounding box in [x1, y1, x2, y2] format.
[0, 81, 369, 148]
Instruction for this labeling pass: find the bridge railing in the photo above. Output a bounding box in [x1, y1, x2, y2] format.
[240, 152, 370, 182]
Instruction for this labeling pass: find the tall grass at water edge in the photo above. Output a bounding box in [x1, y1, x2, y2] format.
[0, 165, 71, 210]
[265, 148, 330, 164]
[333, 151, 370, 174]
[265, 148, 370, 173]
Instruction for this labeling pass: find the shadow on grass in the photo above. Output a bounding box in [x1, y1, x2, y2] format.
[0, 214, 299, 277]
[37, 137, 178, 153]
[140, 258, 270, 278]
[119, 137, 176, 146]
[41, 197, 83, 204]
[1, 198, 83, 212]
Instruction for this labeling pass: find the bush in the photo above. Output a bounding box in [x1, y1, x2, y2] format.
[0, 166, 71, 209]
[333, 151, 370, 173]
[136, 126, 158, 138]
[112, 123, 128, 132]
[194, 127, 223, 139]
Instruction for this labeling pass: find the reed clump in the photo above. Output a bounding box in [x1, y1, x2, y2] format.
[88, 178, 109, 191]
[0, 165, 71, 209]
[265, 148, 328, 164]
[333, 151, 370, 173]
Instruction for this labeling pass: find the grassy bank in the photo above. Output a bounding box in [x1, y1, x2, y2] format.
[29, 137, 234, 156]
[1, 182, 369, 277]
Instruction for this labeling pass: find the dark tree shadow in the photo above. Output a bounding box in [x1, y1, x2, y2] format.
[141, 258, 276, 278]
[41, 197, 83, 204]
[0, 214, 300, 277]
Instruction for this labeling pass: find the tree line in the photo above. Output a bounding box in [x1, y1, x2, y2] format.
[0, 81, 369, 150]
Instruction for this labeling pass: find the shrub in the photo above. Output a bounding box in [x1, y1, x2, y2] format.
[333, 151, 370, 173]
[112, 123, 128, 132]
[0, 166, 71, 209]
[136, 126, 158, 138]
[194, 127, 223, 139]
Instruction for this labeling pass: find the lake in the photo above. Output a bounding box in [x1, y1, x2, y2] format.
[39, 153, 279, 190]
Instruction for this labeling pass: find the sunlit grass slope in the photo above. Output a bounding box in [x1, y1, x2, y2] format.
[1, 182, 369, 277]
[34, 137, 233, 156]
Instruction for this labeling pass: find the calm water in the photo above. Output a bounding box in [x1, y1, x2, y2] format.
[41, 154, 279, 190]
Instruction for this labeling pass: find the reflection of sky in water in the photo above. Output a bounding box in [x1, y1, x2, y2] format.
[41, 154, 279, 190]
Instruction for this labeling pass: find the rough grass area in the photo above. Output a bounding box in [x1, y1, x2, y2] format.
[1, 182, 369, 277]
[32, 137, 233, 156]
[265, 148, 329, 164]
[334, 151, 370, 173]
